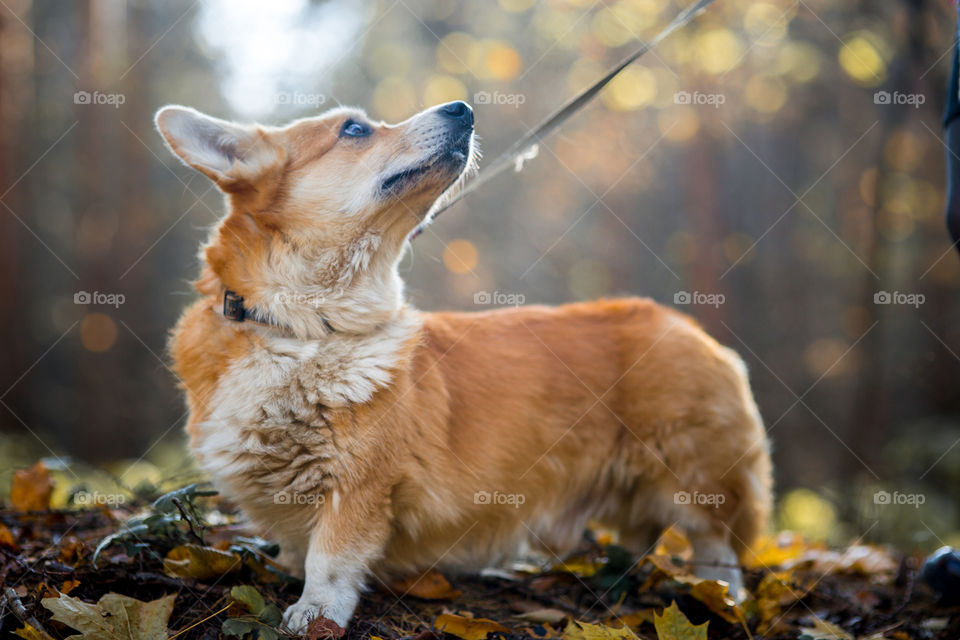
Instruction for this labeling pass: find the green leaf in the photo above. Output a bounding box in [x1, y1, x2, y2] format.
[231, 585, 266, 616]
[222, 617, 257, 638]
[259, 603, 282, 627]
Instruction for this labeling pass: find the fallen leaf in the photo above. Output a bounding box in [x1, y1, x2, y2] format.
[798, 616, 854, 640]
[10, 462, 54, 511]
[0, 523, 19, 551]
[746, 531, 810, 569]
[563, 620, 639, 640]
[13, 625, 56, 640]
[41, 591, 175, 640]
[556, 557, 601, 577]
[305, 615, 345, 640]
[61, 579, 81, 595]
[653, 602, 707, 640]
[786, 545, 897, 577]
[655, 527, 693, 561]
[605, 610, 656, 629]
[639, 554, 689, 591]
[674, 576, 743, 625]
[753, 571, 800, 634]
[230, 585, 266, 615]
[164, 543, 242, 579]
[435, 613, 509, 640]
[389, 570, 462, 600]
[517, 608, 569, 624]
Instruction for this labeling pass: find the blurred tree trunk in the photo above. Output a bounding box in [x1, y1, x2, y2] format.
[849, 0, 927, 476]
[0, 0, 35, 419]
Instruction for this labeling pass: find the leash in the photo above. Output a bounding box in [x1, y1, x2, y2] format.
[412, 0, 718, 238]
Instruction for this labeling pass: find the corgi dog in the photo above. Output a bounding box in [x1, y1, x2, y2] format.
[156, 100, 772, 633]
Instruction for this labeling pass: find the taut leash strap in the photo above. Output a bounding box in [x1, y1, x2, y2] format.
[414, 0, 718, 236]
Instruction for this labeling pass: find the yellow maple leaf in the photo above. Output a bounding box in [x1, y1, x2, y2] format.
[563, 620, 639, 640]
[653, 602, 707, 640]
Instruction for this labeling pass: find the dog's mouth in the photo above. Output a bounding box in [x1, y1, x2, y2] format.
[380, 132, 472, 198]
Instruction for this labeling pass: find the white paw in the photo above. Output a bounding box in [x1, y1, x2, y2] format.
[282, 599, 349, 634]
[282, 600, 321, 634]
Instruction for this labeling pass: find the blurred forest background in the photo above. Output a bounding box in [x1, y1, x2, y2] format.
[0, 0, 958, 551]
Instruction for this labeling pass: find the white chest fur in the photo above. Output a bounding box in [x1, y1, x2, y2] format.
[193, 312, 420, 513]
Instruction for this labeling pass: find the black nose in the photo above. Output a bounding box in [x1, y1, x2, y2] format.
[439, 101, 473, 126]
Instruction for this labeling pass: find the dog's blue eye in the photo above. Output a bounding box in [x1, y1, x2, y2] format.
[342, 120, 371, 138]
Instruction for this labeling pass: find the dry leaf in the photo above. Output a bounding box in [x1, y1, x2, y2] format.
[798, 616, 854, 640]
[0, 523, 18, 551]
[10, 462, 54, 512]
[753, 571, 800, 634]
[389, 570, 461, 600]
[163, 544, 242, 580]
[517, 608, 568, 624]
[655, 527, 693, 561]
[746, 531, 810, 569]
[13, 625, 56, 640]
[673, 576, 743, 625]
[434, 613, 509, 640]
[652, 602, 707, 640]
[786, 545, 897, 577]
[305, 615, 345, 640]
[605, 610, 655, 629]
[41, 591, 175, 640]
[563, 620, 639, 640]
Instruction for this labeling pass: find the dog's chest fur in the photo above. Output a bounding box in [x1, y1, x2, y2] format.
[190, 311, 420, 523]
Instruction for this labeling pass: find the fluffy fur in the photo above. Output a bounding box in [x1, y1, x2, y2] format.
[157, 101, 773, 633]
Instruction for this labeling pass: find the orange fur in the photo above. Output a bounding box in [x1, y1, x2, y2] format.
[157, 102, 772, 631]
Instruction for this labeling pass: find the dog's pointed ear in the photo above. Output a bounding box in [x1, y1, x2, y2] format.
[155, 105, 282, 190]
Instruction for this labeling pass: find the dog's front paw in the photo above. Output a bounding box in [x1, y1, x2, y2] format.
[282, 600, 347, 635]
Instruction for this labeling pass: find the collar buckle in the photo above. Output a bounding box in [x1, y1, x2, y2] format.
[223, 290, 246, 322]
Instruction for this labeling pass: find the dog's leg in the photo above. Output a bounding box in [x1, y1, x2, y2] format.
[689, 530, 744, 602]
[281, 492, 390, 633]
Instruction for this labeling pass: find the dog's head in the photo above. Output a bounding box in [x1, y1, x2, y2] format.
[156, 102, 476, 336]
